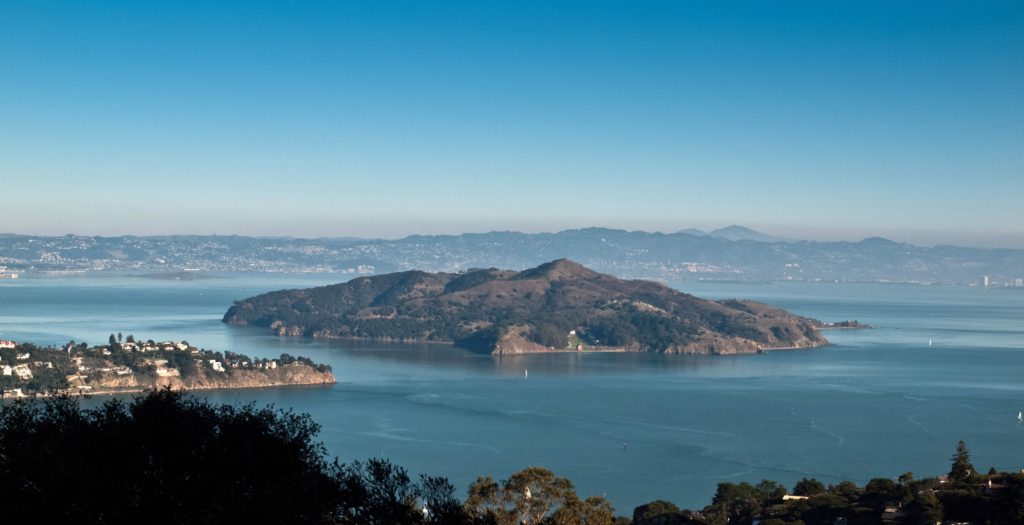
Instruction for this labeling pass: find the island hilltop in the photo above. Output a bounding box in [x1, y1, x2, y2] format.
[224, 259, 829, 355]
[0, 336, 334, 398]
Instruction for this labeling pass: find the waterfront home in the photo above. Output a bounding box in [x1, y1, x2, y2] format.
[0, 340, 16, 349]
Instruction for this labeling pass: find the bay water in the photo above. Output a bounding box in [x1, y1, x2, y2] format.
[2, 274, 1023, 512]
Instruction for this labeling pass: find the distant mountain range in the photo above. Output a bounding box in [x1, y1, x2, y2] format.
[1, 228, 1022, 284]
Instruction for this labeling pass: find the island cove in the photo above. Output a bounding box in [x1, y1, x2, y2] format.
[223, 259, 841, 356]
[0, 336, 334, 398]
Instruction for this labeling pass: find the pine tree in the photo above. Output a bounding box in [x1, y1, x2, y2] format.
[950, 440, 975, 482]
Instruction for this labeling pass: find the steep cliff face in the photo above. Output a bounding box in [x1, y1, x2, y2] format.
[84, 365, 334, 393]
[224, 259, 829, 356]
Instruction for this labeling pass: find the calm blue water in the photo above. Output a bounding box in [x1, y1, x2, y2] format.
[2, 274, 1024, 512]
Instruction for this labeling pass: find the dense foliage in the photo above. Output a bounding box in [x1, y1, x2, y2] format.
[0, 391, 610, 524]
[3, 393, 1017, 524]
[627, 442, 1024, 525]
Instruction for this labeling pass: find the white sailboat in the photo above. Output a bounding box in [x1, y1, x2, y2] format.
[524, 369, 528, 379]
[1017, 411, 1022, 423]
[928, 339, 933, 347]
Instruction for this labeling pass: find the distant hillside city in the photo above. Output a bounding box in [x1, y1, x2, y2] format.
[1, 227, 1023, 285]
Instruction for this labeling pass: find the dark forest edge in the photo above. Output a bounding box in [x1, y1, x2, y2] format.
[1, 390, 1018, 524]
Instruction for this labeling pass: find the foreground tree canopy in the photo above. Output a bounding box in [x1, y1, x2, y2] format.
[0, 390, 610, 525]
[3, 392, 1024, 525]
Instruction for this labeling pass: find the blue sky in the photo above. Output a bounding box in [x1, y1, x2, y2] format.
[2, 1, 1022, 246]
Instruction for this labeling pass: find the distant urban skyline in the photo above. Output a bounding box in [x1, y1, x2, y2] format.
[2, 1, 1022, 248]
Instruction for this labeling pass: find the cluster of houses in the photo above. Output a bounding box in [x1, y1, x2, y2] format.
[1, 343, 52, 383]
[116, 340, 195, 353]
[1, 337, 297, 398]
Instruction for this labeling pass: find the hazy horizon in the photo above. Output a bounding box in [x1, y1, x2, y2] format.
[4, 223, 1024, 250]
[3, 2, 1021, 248]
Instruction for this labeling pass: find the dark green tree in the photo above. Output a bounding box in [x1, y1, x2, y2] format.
[0, 389, 341, 524]
[464, 467, 597, 525]
[793, 478, 826, 497]
[633, 500, 680, 522]
[705, 482, 763, 525]
[950, 440, 975, 482]
[910, 489, 944, 525]
[335, 458, 422, 525]
[756, 479, 787, 501]
[827, 480, 860, 498]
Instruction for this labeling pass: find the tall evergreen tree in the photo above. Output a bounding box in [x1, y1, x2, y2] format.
[950, 440, 975, 482]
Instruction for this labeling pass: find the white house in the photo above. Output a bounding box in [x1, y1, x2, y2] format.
[0, 340, 16, 349]
[1, 365, 12, 376]
[208, 360, 225, 372]
[13, 364, 33, 380]
[156, 367, 181, 377]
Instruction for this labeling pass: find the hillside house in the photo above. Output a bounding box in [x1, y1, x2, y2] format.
[156, 367, 181, 377]
[13, 364, 33, 380]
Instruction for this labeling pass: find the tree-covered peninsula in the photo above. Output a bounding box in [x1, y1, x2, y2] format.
[223, 259, 828, 355]
[0, 335, 334, 397]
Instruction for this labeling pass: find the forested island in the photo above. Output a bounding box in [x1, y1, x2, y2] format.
[224, 259, 829, 355]
[1, 390, 1018, 524]
[0, 334, 334, 397]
